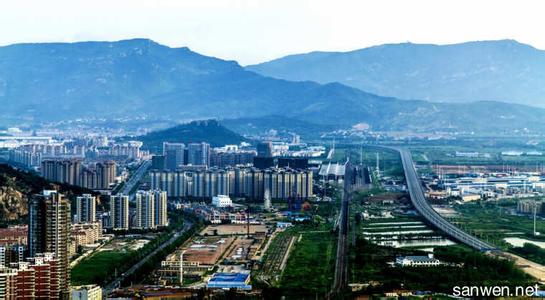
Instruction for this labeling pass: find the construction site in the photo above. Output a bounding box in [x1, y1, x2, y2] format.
[157, 223, 272, 287]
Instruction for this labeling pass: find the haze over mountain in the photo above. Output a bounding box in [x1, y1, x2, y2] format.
[247, 40, 545, 107]
[2, 39, 545, 133]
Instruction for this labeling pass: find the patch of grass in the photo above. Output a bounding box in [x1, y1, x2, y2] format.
[452, 201, 545, 248]
[512, 243, 545, 265]
[71, 250, 133, 285]
[279, 229, 337, 297]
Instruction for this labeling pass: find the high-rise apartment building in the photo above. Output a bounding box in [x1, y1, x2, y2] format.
[110, 195, 129, 230]
[187, 142, 210, 166]
[27, 191, 70, 298]
[210, 150, 256, 168]
[96, 160, 116, 189]
[75, 194, 96, 223]
[41, 158, 82, 186]
[254, 141, 274, 169]
[150, 167, 313, 201]
[134, 190, 168, 229]
[256, 141, 273, 157]
[135, 191, 155, 230]
[151, 155, 166, 170]
[163, 142, 185, 170]
[153, 190, 168, 227]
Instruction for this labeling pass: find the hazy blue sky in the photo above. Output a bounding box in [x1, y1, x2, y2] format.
[1, 0, 543, 64]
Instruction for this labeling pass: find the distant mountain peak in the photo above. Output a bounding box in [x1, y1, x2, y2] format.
[2, 39, 545, 134]
[247, 40, 545, 107]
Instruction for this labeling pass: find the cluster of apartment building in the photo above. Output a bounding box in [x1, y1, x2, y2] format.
[108, 190, 169, 231]
[0, 227, 27, 270]
[8, 138, 146, 168]
[517, 200, 545, 215]
[150, 167, 313, 201]
[92, 141, 144, 160]
[41, 158, 117, 190]
[135, 190, 169, 230]
[8, 143, 85, 168]
[0, 190, 116, 298]
[152, 142, 212, 170]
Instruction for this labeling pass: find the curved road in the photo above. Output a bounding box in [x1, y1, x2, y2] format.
[394, 147, 494, 251]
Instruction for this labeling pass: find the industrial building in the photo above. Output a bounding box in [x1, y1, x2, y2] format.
[207, 272, 252, 290]
[437, 172, 545, 199]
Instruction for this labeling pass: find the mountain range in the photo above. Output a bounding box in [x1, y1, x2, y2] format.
[2, 39, 545, 133]
[247, 40, 545, 107]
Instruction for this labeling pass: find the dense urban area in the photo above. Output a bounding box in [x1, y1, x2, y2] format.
[2, 120, 545, 299]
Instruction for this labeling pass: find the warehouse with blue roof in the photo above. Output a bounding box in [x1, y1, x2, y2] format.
[207, 272, 252, 290]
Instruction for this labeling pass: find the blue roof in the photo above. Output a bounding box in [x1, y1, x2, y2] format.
[207, 273, 251, 290]
[209, 272, 249, 283]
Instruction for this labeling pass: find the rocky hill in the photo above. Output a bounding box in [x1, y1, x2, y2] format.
[135, 119, 247, 153]
[0, 164, 95, 223]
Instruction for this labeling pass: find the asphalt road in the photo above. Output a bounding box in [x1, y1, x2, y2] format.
[103, 221, 193, 293]
[119, 159, 151, 199]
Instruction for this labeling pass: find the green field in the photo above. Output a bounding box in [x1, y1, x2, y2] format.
[257, 220, 337, 299]
[71, 249, 133, 285]
[279, 229, 337, 297]
[451, 201, 545, 248]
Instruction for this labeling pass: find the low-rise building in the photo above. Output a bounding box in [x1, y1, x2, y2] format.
[395, 254, 441, 267]
[71, 284, 103, 300]
[212, 195, 232, 208]
[207, 272, 252, 290]
[70, 222, 103, 257]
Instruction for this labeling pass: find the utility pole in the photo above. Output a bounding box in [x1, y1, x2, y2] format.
[375, 152, 380, 175]
[247, 205, 251, 238]
[534, 200, 538, 237]
[179, 251, 184, 286]
[360, 143, 363, 166]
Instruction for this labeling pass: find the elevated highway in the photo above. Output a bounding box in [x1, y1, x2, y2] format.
[380, 146, 495, 251]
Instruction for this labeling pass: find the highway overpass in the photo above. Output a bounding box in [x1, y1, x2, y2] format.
[381, 146, 495, 251]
